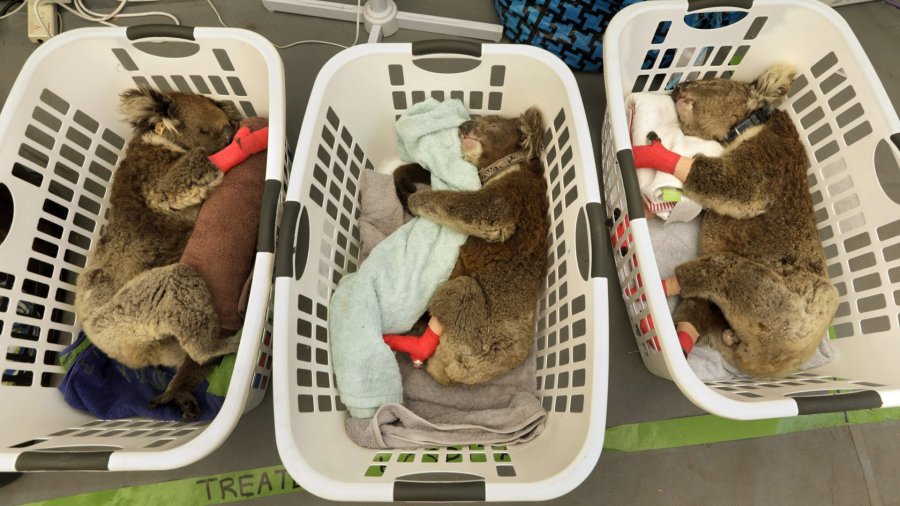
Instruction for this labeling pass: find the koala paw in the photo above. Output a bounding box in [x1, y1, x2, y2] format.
[149, 389, 201, 421]
[394, 170, 420, 212]
[483, 224, 515, 243]
[406, 190, 433, 216]
[722, 329, 740, 346]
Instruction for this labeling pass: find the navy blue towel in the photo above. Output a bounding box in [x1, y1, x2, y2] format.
[58, 333, 233, 421]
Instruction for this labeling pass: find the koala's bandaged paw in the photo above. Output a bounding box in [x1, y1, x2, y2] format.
[632, 132, 680, 174]
[208, 126, 269, 173]
[383, 327, 441, 368]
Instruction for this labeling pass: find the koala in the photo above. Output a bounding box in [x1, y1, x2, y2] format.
[74, 87, 243, 420]
[394, 107, 549, 385]
[668, 64, 839, 377]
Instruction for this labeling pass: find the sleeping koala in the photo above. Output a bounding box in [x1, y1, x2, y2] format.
[393, 108, 549, 385]
[75, 87, 251, 420]
[639, 64, 839, 377]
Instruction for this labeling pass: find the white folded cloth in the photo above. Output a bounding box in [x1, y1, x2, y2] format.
[626, 92, 725, 223]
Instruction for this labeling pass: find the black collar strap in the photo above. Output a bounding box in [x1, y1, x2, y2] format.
[725, 106, 773, 143]
[478, 151, 533, 182]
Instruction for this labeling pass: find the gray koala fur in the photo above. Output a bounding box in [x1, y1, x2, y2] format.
[75, 87, 243, 420]
[394, 107, 549, 385]
[671, 64, 839, 378]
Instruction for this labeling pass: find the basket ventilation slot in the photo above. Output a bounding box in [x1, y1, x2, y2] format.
[364, 445, 517, 478]
[386, 64, 506, 114]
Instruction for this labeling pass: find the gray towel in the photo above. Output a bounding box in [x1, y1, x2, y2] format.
[358, 170, 412, 264]
[646, 217, 837, 381]
[345, 349, 546, 449]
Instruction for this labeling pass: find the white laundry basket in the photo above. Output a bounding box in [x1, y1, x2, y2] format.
[601, 0, 900, 420]
[0, 26, 286, 471]
[273, 41, 608, 502]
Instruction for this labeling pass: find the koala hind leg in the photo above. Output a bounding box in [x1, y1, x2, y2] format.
[675, 252, 839, 376]
[148, 356, 211, 421]
[426, 276, 488, 385]
[673, 297, 730, 347]
[86, 263, 238, 369]
[155, 263, 241, 364]
[426, 276, 532, 385]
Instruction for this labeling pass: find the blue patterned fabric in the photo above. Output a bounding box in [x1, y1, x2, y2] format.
[494, 0, 643, 72]
[494, 1, 747, 73]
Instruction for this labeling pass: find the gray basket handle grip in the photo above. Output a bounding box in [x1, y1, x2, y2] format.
[687, 0, 753, 11]
[576, 202, 607, 280]
[394, 475, 485, 501]
[412, 39, 482, 58]
[616, 149, 647, 220]
[257, 180, 282, 254]
[126, 24, 196, 41]
[275, 201, 309, 279]
[17, 450, 113, 471]
[794, 390, 882, 415]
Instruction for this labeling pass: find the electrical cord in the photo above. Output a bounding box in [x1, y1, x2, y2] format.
[0, 0, 25, 20]
[31, 0, 180, 39]
[14, 0, 363, 50]
[205, 0, 363, 50]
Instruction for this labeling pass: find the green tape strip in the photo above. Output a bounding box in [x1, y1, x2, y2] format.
[604, 406, 900, 452]
[22, 407, 900, 505]
[22, 465, 303, 506]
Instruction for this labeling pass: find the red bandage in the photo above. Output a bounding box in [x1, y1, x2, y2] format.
[383, 326, 441, 368]
[208, 126, 269, 173]
[677, 330, 695, 355]
[632, 138, 680, 174]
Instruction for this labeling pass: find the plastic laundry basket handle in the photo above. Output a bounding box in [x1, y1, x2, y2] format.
[794, 390, 881, 415]
[394, 474, 486, 501]
[412, 39, 481, 58]
[275, 201, 310, 280]
[257, 180, 282, 254]
[616, 148, 646, 220]
[126, 24, 196, 41]
[686, 0, 752, 11]
[576, 202, 607, 280]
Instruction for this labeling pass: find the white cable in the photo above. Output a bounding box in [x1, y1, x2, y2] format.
[30, 0, 181, 38]
[33, 0, 55, 36]
[205, 0, 362, 50]
[0, 0, 26, 20]
[68, 0, 179, 26]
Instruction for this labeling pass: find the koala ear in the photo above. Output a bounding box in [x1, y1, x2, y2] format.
[214, 99, 244, 123]
[749, 63, 796, 109]
[119, 87, 180, 134]
[519, 106, 545, 158]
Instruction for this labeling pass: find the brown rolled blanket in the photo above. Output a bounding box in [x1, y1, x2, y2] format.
[180, 117, 268, 335]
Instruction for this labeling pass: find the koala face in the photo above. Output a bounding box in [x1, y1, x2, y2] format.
[120, 87, 242, 154]
[170, 94, 239, 154]
[672, 63, 797, 142]
[672, 79, 753, 141]
[458, 107, 545, 169]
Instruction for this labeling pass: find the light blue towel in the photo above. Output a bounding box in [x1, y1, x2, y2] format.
[330, 98, 481, 418]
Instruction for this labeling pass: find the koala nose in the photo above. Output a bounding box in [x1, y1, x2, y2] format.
[459, 121, 474, 136]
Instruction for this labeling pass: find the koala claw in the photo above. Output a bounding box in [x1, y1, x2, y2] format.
[149, 390, 201, 421]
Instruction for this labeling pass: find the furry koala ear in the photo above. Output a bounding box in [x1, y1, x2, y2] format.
[214, 99, 244, 123]
[519, 106, 545, 158]
[749, 63, 797, 109]
[119, 87, 180, 134]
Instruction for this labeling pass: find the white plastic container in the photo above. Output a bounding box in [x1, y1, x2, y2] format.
[602, 0, 900, 420]
[273, 41, 608, 502]
[0, 26, 285, 471]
